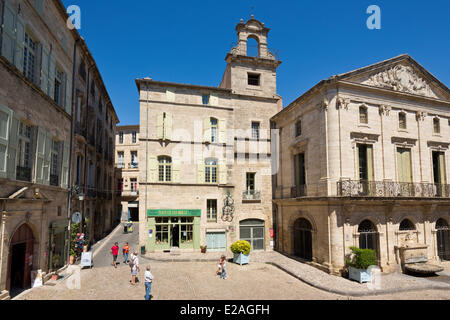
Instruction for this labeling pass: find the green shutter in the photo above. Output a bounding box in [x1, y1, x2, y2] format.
[0, 104, 12, 178]
[1, 2, 15, 64]
[61, 141, 70, 188]
[65, 74, 72, 114]
[148, 156, 157, 182]
[6, 114, 19, 180]
[48, 54, 56, 99]
[40, 45, 49, 94]
[218, 119, 226, 144]
[14, 14, 25, 72]
[439, 153, 446, 185]
[397, 149, 404, 182]
[164, 113, 172, 140]
[367, 145, 374, 181]
[34, 127, 46, 184]
[43, 131, 52, 185]
[156, 113, 164, 139]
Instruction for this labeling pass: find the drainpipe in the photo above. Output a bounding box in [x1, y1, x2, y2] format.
[66, 37, 81, 265]
[0, 200, 6, 290]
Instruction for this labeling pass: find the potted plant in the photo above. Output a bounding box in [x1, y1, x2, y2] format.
[345, 246, 377, 283]
[200, 245, 207, 253]
[231, 240, 251, 265]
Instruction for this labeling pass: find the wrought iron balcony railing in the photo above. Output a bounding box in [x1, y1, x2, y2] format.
[242, 190, 261, 201]
[337, 180, 450, 198]
[16, 166, 32, 182]
[291, 185, 307, 198]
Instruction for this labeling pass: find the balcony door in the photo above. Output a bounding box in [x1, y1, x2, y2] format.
[397, 148, 412, 183]
[294, 153, 306, 196]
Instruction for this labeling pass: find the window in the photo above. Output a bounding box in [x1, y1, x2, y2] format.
[246, 173, 256, 191]
[251, 122, 260, 140]
[248, 73, 260, 86]
[119, 131, 123, 144]
[202, 95, 210, 105]
[433, 118, 440, 134]
[16, 122, 33, 182]
[130, 178, 138, 192]
[132, 131, 137, 143]
[295, 120, 302, 137]
[50, 140, 60, 186]
[210, 118, 218, 143]
[54, 69, 63, 106]
[205, 158, 217, 183]
[357, 144, 373, 181]
[158, 156, 172, 182]
[207, 199, 217, 222]
[23, 33, 37, 83]
[117, 152, 124, 168]
[131, 151, 138, 168]
[399, 112, 407, 129]
[293, 153, 306, 196]
[75, 155, 82, 185]
[397, 148, 412, 183]
[399, 219, 415, 231]
[359, 106, 368, 124]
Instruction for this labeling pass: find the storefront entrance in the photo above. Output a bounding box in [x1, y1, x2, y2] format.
[293, 218, 313, 261]
[240, 219, 265, 251]
[7, 224, 34, 293]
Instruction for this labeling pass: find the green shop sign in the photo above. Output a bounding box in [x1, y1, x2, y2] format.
[147, 209, 201, 217]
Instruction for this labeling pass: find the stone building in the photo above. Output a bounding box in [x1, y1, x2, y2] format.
[272, 55, 450, 275]
[136, 16, 282, 254]
[115, 125, 140, 222]
[0, 0, 118, 299]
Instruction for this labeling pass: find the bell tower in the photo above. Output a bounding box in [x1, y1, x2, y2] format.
[219, 15, 281, 98]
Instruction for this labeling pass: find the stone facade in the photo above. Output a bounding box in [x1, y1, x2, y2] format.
[272, 55, 450, 275]
[115, 125, 140, 222]
[137, 16, 282, 255]
[0, 0, 118, 298]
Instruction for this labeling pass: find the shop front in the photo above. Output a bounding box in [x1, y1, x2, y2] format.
[48, 220, 68, 271]
[147, 209, 200, 252]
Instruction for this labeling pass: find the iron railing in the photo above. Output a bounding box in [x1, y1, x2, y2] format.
[291, 185, 307, 198]
[16, 166, 32, 182]
[337, 180, 450, 198]
[242, 190, 261, 201]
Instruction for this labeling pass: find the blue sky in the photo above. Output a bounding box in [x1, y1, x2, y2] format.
[62, 0, 450, 126]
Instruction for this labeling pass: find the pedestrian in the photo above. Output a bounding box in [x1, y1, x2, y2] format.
[130, 250, 140, 285]
[219, 255, 227, 280]
[123, 242, 130, 264]
[110, 242, 119, 268]
[144, 265, 154, 300]
[216, 256, 223, 276]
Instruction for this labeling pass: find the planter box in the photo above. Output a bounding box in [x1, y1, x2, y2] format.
[348, 266, 372, 283]
[233, 253, 250, 266]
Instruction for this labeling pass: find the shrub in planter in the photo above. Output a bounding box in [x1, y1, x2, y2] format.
[231, 240, 251, 265]
[345, 246, 377, 283]
[200, 245, 207, 253]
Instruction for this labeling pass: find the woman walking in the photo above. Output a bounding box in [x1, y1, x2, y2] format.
[130, 251, 140, 285]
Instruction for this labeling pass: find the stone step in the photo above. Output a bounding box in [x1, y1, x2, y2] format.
[0, 290, 11, 300]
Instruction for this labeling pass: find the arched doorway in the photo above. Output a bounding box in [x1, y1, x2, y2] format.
[436, 218, 450, 261]
[293, 218, 312, 261]
[239, 219, 265, 250]
[7, 224, 35, 293]
[358, 220, 378, 254]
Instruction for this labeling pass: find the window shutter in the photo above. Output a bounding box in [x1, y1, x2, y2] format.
[65, 74, 72, 114]
[218, 119, 227, 144]
[197, 162, 204, 184]
[166, 89, 175, 102]
[1, 2, 15, 64]
[203, 117, 211, 143]
[0, 104, 12, 178]
[6, 114, 19, 180]
[148, 156, 157, 183]
[40, 45, 49, 94]
[367, 145, 374, 181]
[48, 54, 56, 98]
[156, 113, 164, 139]
[61, 141, 70, 188]
[14, 14, 25, 72]
[42, 131, 52, 185]
[34, 127, 46, 184]
[173, 161, 180, 183]
[164, 113, 172, 140]
[209, 93, 218, 106]
[438, 153, 446, 185]
[218, 160, 227, 185]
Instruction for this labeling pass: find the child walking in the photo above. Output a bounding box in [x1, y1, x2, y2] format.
[219, 255, 227, 280]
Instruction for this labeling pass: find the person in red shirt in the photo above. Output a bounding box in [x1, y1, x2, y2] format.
[110, 242, 119, 268]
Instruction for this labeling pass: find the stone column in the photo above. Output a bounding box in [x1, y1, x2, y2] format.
[329, 208, 344, 274]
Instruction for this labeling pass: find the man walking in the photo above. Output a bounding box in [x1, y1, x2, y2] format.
[123, 242, 130, 264]
[144, 265, 154, 300]
[110, 242, 119, 268]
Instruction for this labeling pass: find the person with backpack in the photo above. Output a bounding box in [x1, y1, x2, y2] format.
[129, 251, 140, 285]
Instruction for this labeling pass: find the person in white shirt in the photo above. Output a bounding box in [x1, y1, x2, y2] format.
[130, 251, 140, 285]
[144, 265, 154, 300]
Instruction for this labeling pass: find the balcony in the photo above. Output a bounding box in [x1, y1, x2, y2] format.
[50, 174, 59, 187]
[128, 162, 139, 169]
[119, 189, 139, 197]
[337, 180, 450, 198]
[274, 185, 308, 199]
[16, 166, 32, 182]
[242, 190, 261, 201]
[291, 185, 307, 198]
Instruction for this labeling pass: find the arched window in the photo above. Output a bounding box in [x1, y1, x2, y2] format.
[359, 105, 368, 124]
[205, 158, 217, 183]
[399, 112, 407, 129]
[158, 156, 172, 182]
[436, 218, 450, 261]
[399, 219, 415, 231]
[358, 220, 378, 254]
[246, 36, 259, 57]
